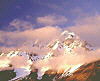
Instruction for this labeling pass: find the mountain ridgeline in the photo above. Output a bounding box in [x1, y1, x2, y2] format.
[0, 30, 99, 81]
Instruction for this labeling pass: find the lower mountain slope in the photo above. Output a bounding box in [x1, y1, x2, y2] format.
[0, 60, 99, 81]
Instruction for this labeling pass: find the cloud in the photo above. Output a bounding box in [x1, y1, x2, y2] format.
[0, 14, 100, 52]
[0, 14, 100, 79]
[34, 45, 100, 74]
[9, 19, 34, 31]
[67, 15, 100, 47]
[0, 26, 61, 52]
[37, 15, 68, 25]
[0, 15, 100, 76]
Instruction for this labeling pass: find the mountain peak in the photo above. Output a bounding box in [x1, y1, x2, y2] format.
[0, 30, 98, 81]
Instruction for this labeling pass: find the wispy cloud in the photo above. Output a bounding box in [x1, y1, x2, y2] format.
[37, 15, 68, 26]
[68, 15, 100, 47]
[0, 14, 100, 52]
[9, 19, 34, 31]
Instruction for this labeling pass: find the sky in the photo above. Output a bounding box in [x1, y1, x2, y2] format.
[0, 0, 100, 50]
[0, 0, 100, 29]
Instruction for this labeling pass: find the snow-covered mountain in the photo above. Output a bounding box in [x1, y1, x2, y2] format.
[0, 30, 99, 81]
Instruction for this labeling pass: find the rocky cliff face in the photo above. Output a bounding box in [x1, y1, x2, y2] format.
[58, 60, 100, 81]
